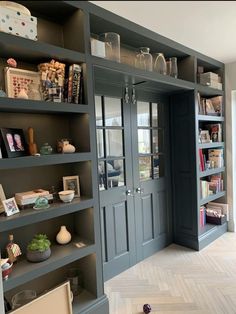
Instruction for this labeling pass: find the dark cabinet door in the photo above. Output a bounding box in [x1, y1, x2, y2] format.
[95, 91, 171, 280]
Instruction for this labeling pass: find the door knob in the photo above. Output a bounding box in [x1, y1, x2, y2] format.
[126, 189, 134, 196]
[136, 187, 144, 194]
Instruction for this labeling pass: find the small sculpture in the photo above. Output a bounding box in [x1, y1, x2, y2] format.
[7, 58, 17, 68]
[143, 304, 152, 314]
[40, 143, 53, 155]
[57, 139, 76, 153]
[28, 127, 38, 156]
[6, 234, 22, 263]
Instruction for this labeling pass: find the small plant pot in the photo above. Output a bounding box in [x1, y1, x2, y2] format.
[26, 248, 51, 263]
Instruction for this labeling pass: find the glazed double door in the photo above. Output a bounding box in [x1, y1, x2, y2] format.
[95, 90, 171, 280]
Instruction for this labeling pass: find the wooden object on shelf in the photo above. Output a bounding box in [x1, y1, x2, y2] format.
[28, 127, 38, 156]
[11, 281, 72, 314]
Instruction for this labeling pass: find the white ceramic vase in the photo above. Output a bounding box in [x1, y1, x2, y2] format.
[56, 226, 71, 245]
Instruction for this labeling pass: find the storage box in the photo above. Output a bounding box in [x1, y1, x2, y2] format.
[0, 7, 37, 40]
[206, 215, 226, 225]
[90, 38, 106, 58]
[200, 72, 219, 89]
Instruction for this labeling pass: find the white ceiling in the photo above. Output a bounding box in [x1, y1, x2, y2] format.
[90, 1, 236, 64]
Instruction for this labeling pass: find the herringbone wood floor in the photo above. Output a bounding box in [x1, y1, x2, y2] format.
[105, 232, 236, 314]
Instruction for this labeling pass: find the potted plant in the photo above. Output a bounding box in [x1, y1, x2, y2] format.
[26, 234, 51, 263]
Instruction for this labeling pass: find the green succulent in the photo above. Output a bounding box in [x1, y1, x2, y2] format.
[27, 234, 51, 252]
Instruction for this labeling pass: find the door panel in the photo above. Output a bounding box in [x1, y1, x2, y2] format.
[95, 93, 136, 280]
[95, 89, 171, 280]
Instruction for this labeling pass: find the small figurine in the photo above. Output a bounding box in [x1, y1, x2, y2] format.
[143, 304, 152, 314]
[6, 234, 22, 263]
[57, 139, 76, 153]
[7, 58, 17, 68]
[28, 127, 38, 156]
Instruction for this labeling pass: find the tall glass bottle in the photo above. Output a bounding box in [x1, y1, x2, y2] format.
[170, 57, 178, 78]
[153, 53, 167, 75]
[135, 47, 153, 71]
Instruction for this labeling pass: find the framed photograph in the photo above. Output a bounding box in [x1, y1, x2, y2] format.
[63, 175, 80, 197]
[11, 281, 72, 314]
[0, 128, 27, 158]
[0, 184, 6, 214]
[200, 130, 211, 144]
[2, 197, 20, 217]
[5, 66, 40, 98]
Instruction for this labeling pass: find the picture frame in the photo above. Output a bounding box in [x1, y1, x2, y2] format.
[0, 184, 6, 214]
[4, 66, 40, 98]
[0, 128, 27, 158]
[63, 175, 80, 197]
[11, 281, 72, 314]
[200, 130, 211, 144]
[2, 197, 20, 217]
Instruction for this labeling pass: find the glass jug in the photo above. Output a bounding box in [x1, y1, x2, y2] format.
[99, 32, 120, 62]
[135, 47, 153, 71]
[153, 53, 167, 75]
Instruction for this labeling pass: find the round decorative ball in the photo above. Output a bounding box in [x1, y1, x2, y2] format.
[143, 304, 152, 314]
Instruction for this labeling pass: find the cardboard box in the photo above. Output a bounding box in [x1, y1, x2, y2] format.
[0, 7, 37, 40]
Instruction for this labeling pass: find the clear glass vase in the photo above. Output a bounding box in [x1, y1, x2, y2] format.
[135, 47, 153, 71]
[99, 32, 120, 62]
[153, 53, 167, 75]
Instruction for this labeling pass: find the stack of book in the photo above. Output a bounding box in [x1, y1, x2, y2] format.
[15, 189, 53, 208]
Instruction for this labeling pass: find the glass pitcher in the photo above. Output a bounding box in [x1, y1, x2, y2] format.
[153, 53, 167, 75]
[135, 47, 153, 71]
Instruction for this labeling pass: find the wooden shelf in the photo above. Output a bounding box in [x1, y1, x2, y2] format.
[0, 97, 89, 114]
[197, 115, 224, 122]
[0, 32, 85, 64]
[0, 152, 92, 170]
[199, 167, 225, 178]
[199, 222, 227, 239]
[91, 56, 195, 94]
[198, 142, 224, 149]
[3, 237, 95, 292]
[0, 197, 93, 232]
[73, 293, 108, 314]
[200, 191, 226, 206]
[197, 84, 224, 97]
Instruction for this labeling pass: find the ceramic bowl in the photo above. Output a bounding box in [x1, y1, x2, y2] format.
[58, 190, 75, 203]
[1, 260, 13, 280]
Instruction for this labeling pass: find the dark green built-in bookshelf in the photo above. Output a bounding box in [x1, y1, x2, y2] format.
[0, 1, 226, 313]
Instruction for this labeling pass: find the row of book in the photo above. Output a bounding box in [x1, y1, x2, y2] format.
[200, 174, 223, 199]
[199, 148, 224, 171]
[197, 94, 223, 116]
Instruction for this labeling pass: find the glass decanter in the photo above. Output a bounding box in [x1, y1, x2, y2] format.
[135, 47, 153, 71]
[153, 53, 167, 75]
